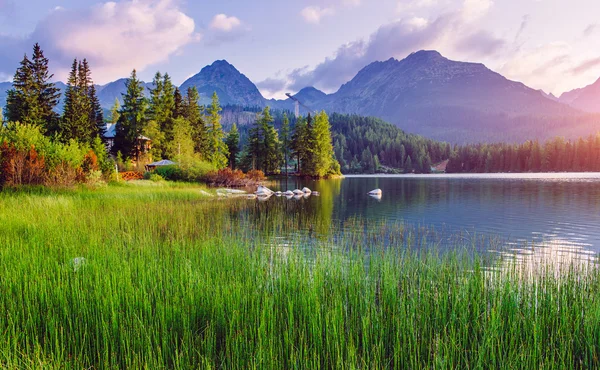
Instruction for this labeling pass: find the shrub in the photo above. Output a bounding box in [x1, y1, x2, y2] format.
[153, 165, 182, 181]
[204, 168, 266, 187]
[247, 169, 266, 182]
[143, 172, 164, 182]
[0, 123, 113, 188]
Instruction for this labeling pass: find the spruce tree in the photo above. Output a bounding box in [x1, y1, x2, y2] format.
[173, 87, 183, 119]
[60, 58, 103, 144]
[225, 123, 240, 169]
[5, 44, 60, 133]
[310, 111, 339, 177]
[31, 43, 61, 133]
[281, 113, 291, 176]
[89, 84, 105, 139]
[183, 87, 209, 158]
[260, 106, 281, 174]
[114, 70, 148, 161]
[108, 98, 120, 124]
[205, 92, 228, 168]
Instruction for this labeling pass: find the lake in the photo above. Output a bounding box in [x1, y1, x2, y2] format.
[244, 173, 600, 266]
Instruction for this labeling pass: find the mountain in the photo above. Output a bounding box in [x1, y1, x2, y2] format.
[0, 81, 67, 113]
[96, 78, 153, 108]
[539, 90, 559, 102]
[315, 51, 584, 142]
[0, 82, 11, 112]
[179, 60, 265, 107]
[559, 78, 600, 113]
[2, 52, 599, 144]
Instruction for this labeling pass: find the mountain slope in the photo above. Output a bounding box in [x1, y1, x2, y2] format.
[179, 60, 266, 107]
[317, 51, 582, 142]
[559, 78, 600, 113]
[0, 82, 11, 112]
[96, 78, 153, 108]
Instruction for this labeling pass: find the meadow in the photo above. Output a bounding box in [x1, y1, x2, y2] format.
[1, 182, 599, 369]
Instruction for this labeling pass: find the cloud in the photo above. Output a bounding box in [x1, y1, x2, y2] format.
[461, 0, 493, 22]
[300, 6, 335, 24]
[0, 0, 15, 18]
[0, 0, 200, 84]
[342, 0, 361, 6]
[256, 77, 289, 99]
[571, 57, 600, 75]
[281, 0, 503, 94]
[209, 14, 242, 32]
[514, 14, 530, 43]
[455, 30, 505, 58]
[396, 0, 439, 13]
[584, 24, 597, 38]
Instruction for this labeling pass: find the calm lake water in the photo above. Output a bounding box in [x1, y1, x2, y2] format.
[249, 173, 600, 265]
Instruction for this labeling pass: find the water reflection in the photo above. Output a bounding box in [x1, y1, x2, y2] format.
[233, 174, 600, 269]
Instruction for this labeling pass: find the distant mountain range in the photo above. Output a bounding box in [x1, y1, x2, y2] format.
[1, 51, 599, 143]
[559, 78, 600, 113]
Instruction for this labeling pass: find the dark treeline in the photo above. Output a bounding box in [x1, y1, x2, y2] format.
[447, 135, 600, 173]
[225, 109, 450, 174]
[329, 114, 450, 174]
[224, 106, 600, 174]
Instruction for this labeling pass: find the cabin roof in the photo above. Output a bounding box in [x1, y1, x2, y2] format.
[104, 123, 151, 141]
[147, 160, 177, 167]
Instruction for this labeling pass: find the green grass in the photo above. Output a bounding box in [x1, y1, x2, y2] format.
[0, 183, 599, 369]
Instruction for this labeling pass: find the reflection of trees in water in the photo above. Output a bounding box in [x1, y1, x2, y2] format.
[228, 178, 342, 239]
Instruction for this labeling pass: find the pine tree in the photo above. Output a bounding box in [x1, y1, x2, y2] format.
[173, 87, 183, 119]
[246, 112, 263, 170]
[108, 98, 120, 124]
[60, 58, 102, 144]
[310, 111, 339, 177]
[225, 123, 240, 169]
[183, 87, 209, 158]
[31, 43, 61, 133]
[260, 106, 281, 173]
[89, 84, 105, 139]
[147, 72, 166, 158]
[281, 113, 291, 176]
[166, 117, 195, 160]
[205, 92, 228, 168]
[5, 44, 60, 133]
[291, 116, 310, 173]
[114, 70, 148, 161]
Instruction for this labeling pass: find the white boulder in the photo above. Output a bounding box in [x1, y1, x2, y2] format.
[284, 190, 294, 196]
[302, 187, 312, 194]
[257, 185, 274, 195]
[293, 189, 304, 195]
[368, 189, 382, 196]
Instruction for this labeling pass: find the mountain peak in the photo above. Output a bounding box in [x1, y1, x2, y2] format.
[406, 50, 445, 61]
[180, 60, 265, 107]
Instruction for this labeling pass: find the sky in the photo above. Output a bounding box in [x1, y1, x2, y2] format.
[0, 0, 599, 99]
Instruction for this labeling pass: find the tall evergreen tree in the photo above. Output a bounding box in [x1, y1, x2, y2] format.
[114, 70, 148, 161]
[281, 113, 291, 176]
[205, 92, 228, 168]
[173, 87, 183, 119]
[60, 58, 103, 144]
[108, 98, 120, 124]
[5, 44, 60, 133]
[310, 111, 339, 177]
[260, 106, 281, 174]
[183, 87, 209, 158]
[225, 123, 240, 169]
[89, 84, 105, 139]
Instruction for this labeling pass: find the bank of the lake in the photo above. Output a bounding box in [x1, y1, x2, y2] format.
[1, 182, 599, 368]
